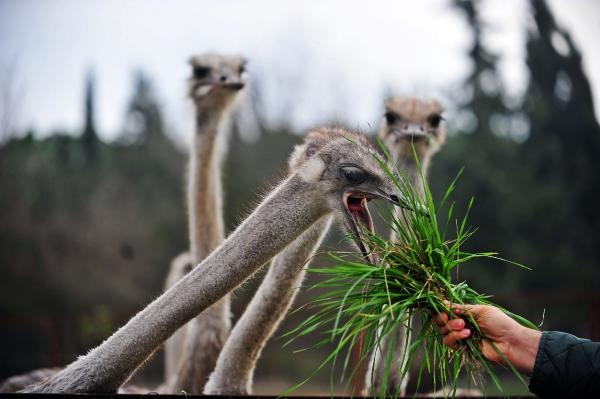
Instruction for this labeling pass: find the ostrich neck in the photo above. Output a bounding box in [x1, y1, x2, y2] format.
[31, 175, 326, 393]
[189, 107, 231, 259]
[397, 155, 430, 198]
[205, 215, 333, 394]
[392, 154, 431, 236]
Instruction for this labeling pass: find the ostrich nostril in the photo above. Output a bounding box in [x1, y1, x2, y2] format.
[390, 195, 400, 204]
[420, 126, 424, 131]
[220, 76, 227, 82]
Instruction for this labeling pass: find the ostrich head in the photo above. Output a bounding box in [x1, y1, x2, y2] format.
[188, 53, 247, 109]
[378, 96, 446, 163]
[289, 127, 412, 260]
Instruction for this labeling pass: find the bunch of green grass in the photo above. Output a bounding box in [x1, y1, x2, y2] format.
[285, 149, 537, 398]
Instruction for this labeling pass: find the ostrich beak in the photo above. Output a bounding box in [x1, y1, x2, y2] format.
[376, 188, 430, 217]
[392, 123, 430, 139]
[343, 189, 425, 264]
[221, 82, 245, 90]
[190, 80, 245, 97]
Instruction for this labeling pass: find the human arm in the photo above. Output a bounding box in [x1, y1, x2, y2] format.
[434, 303, 600, 398]
[528, 331, 600, 398]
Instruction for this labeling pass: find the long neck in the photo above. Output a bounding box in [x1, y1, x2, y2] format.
[392, 150, 432, 233]
[189, 108, 231, 260]
[28, 176, 327, 394]
[163, 104, 231, 387]
[204, 215, 333, 395]
[396, 154, 430, 199]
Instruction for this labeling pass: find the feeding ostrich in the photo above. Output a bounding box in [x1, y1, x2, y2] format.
[366, 96, 446, 396]
[22, 127, 416, 393]
[204, 99, 447, 395]
[163, 53, 246, 393]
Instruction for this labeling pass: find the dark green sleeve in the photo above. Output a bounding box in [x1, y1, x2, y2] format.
[529, 331, 600, 398]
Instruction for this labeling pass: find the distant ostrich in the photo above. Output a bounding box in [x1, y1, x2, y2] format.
[1, 56, 247, 394]
[366, 96, 446, 396]
[379, 96, 446, 196]
[23, 127, 414, 393]
[163, 53, 246, 393]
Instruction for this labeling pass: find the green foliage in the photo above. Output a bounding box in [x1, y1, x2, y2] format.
[286, 153, 536, 397]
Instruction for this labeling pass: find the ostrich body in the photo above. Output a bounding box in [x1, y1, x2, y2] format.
[366, 96, 446, 396]
[163, 53, 246, 393]
[24, 128, 410, 393]
[0, 368, 60, 393]
[204, 138, 339, 394]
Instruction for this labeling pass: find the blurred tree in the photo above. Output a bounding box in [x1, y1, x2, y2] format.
[0, 62, 24, 144]
[121, 71, 168, 146]
[81, 70, 98, 162]
[452, 0, 509, 136]
[430, 0, 525, 295]
[0, 71, 187, 380]
[518, 0, 600, 328]
[430, 0, 600, 341]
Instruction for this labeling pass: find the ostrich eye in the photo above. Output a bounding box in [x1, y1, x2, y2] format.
[428, 114, 443, 128]
[239, 64, 246, 75]
[340, 166, 368, 185]
[384, 112, 398, 125]
[193, 66, 210, 79]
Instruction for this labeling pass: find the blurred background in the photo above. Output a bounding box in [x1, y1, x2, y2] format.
[1, 0, 599, 395]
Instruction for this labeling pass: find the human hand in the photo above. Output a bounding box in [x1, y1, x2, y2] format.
[433, 303, 541, 375]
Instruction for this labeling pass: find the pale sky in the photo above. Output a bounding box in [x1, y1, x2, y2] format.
[0, 0, 599, 144]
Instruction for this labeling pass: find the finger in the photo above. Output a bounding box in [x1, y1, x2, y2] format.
[447, 318, 465, 330]
[442, 328, 471, 348]
[439, 318, 465, 335]
[442, 329, 471, 349]
[432, 313, 448, 326]
[451, 303, 482, 317]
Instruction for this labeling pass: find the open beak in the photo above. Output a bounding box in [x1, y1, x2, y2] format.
[343, 192, 374, 264]
[343, 189, 429, 264]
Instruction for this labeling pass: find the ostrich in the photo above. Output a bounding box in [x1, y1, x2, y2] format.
[0, 56, 245, 394]
[203, 99, 447, 396]
[378, 96, 446, 196]
[23, 127, 416, 393]
[203, 140, 335, 395]
[163, 53, 246, 393]
[366, 96, 446, 396]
